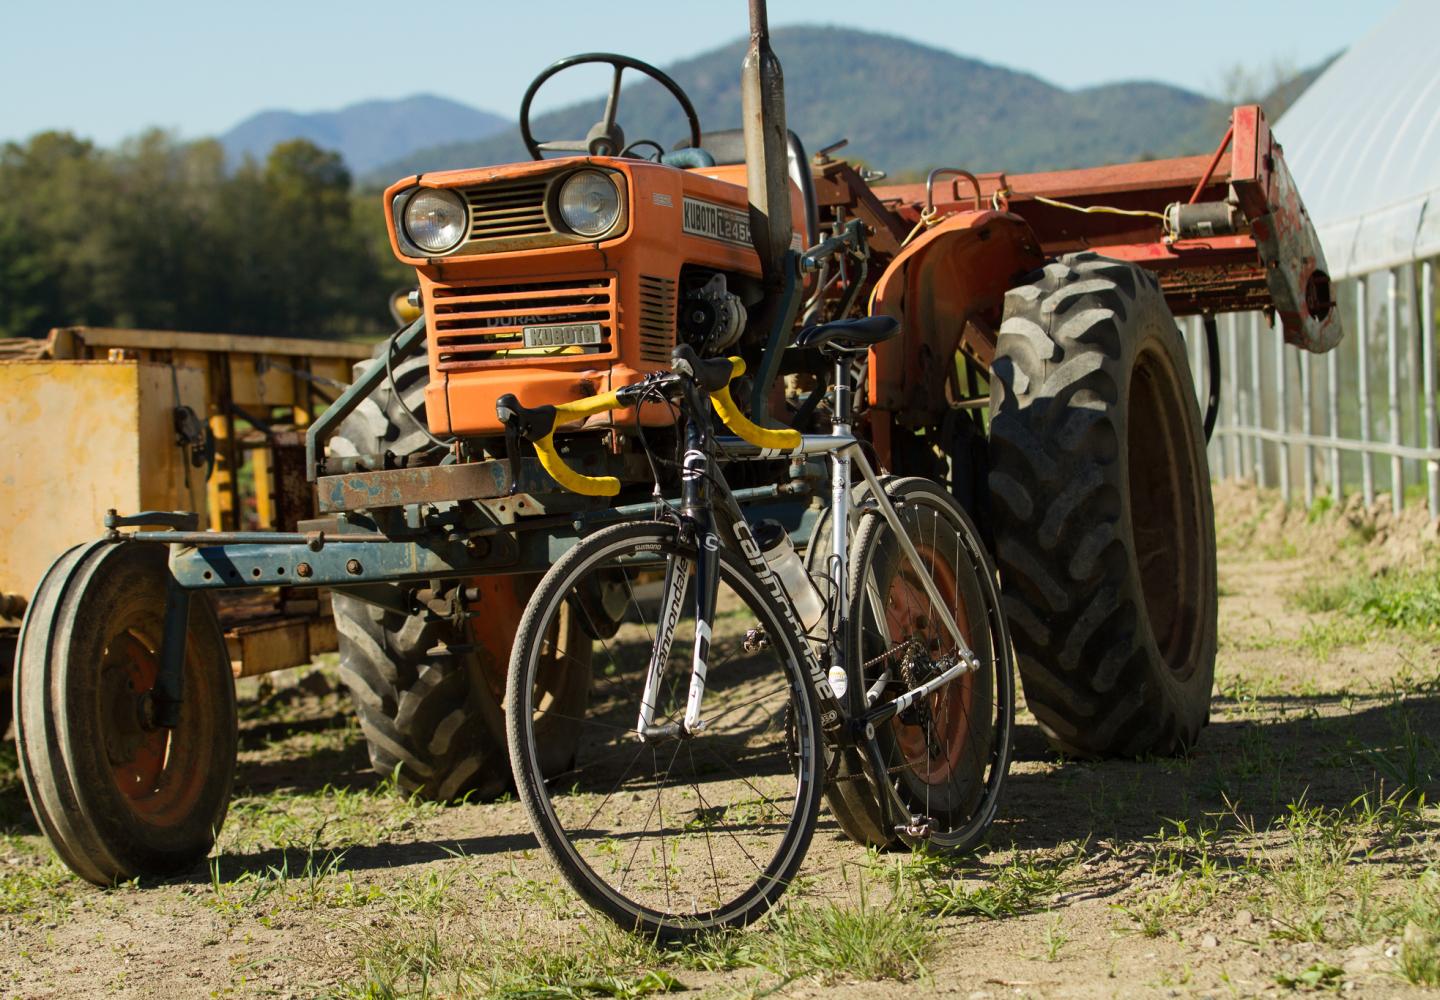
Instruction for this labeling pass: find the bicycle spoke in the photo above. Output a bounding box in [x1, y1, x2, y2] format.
[511, 523, 819, 935]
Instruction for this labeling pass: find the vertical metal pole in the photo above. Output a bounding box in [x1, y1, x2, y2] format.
[1250, 312, 1266, 487]
[1387, 268, 1403, 512]
[1226, 313, 1242, 480]
[1328, 341, 1342, 501]
[1423, 259, 1438, 519]
[1274, 315, 1290, 503]
[1301, 349, 1314, 508]
[1357, 278, 1374, 507]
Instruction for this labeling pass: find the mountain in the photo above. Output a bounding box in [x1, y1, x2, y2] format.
[366, 27, 1239, 185]
[220, 95, 509, 175]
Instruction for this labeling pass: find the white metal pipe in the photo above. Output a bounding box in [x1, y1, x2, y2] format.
[1387, 268, 1402, 513]
[1227, 312, 1243, 480]
[1300, 348, 1314, 508]
[1327, 344, 1342, 501]
[1249, 312, 1265, 486]
[1424, 260, 1438, 519]
[1357, 279, 1374, 506]
[1274, 315, 1290, 503]
[1209, 426, 1440, 462]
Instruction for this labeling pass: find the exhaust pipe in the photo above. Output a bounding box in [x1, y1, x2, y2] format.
[741, 0, 793, 290]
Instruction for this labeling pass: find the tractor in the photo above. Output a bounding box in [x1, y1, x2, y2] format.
[14, 0, 1338, 884]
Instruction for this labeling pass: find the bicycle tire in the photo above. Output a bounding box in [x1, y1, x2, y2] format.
[507, 520, 824, 940]
[847, 477, 1015, 852]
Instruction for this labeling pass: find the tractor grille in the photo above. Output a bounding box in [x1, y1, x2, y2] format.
[637, 275, 677, 364]
[463, 179, 552, 243]
[430, 275, 616, 371]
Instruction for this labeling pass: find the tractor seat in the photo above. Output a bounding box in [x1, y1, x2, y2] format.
[794, 315, 899, 351]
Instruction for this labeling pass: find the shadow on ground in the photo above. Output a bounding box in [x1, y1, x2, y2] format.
[3, 687, 1436, 888]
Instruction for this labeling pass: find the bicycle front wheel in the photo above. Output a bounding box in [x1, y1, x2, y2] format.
[506, 520, 823, 940]
[848, 477, 1015, 852]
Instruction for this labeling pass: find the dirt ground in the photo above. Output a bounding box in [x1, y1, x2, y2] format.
[2, 481, 1439, 999]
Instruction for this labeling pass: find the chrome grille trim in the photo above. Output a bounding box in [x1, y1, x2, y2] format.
[430, 276, 616, 370]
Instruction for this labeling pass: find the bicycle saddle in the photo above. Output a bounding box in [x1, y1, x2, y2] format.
[794, 315, 899, 351]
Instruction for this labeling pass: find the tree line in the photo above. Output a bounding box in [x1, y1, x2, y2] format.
[0, 130, 410, 342]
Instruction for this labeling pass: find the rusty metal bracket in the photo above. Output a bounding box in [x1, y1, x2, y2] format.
[315, 454, 649, 514]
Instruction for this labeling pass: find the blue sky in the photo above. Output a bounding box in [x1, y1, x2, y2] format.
[0, 0, 1398, 147]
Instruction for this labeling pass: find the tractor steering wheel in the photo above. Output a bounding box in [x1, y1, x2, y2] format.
[519, 53, 702, 160]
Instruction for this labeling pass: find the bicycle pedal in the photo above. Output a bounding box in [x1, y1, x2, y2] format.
[896, 815, 934, 840]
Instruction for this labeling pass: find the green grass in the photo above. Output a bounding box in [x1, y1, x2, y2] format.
[336, 922, 685, 1000]
[1293, 566, 1440, 636]
[330, 867, 937, 998]
[919, 849, 1075, 919]
[0, 844, 80, 924]
[1274, 961, 1343, 991]
[218, 769, 443, 854]
[756, 881, 933, 985]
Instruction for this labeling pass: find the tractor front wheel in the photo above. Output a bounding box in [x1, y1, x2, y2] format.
[987, 252, 1216, 757]
[15, 542, 237, 884]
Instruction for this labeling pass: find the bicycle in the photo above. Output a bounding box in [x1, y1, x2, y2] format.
[496, 262, 1015, 940]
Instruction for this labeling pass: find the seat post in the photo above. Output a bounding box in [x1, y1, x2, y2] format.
[832, 354, 853, 431]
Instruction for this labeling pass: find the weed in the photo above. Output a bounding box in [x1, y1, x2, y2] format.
[0, 854, 77, 924]
[1306, 495, 1335, 524]
[1038, 913, 1069, 961]
[220, 771, 441, 855]
[921, 850, 1075, 919]
[1115, 883, 1186, 938]
[757, 879, 932, 984]
[335, 921, 684, 1000]
[1274, 961, 1343, 991]
[1294, 566, 1440, 636]
[1358, 704, 1438, 797]
[206, 842, 349, 916]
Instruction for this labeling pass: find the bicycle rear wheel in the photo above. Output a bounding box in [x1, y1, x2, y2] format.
[848, 477, 1014, 851]
[506, 520, 823, 940]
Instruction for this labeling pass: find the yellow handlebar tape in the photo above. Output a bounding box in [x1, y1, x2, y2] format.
[708, 362, 802, 451]
[705, 389, 800, 455]
[532, 389, 625, 497]
[532, 432, 620, 497]
[534, 360, 801, 497]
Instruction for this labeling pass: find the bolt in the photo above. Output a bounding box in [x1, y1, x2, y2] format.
[345, 559, 363, 575]
[464, 537, 490, 559]
[296, 562, 313, 578]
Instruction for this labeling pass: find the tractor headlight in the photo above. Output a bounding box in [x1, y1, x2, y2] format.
[403, 189, 468, 254]
[557, 170, 621, 237]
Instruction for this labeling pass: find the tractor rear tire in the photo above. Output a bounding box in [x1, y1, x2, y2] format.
[987, 252, 1216, 757]
[326, 349, 446, 471]
[333, 596, 506, 801]
[329, 352, 589, 802]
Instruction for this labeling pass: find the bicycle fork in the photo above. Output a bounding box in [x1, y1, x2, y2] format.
[637, 401, 722, 740]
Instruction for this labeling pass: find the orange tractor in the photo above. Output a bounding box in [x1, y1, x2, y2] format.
[15, 0, 1337, 883]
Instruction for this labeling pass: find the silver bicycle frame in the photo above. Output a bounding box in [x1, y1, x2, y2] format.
[634, 364, 979, 740]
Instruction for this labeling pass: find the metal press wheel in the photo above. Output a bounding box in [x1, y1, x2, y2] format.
[15, 541, 236, 885]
